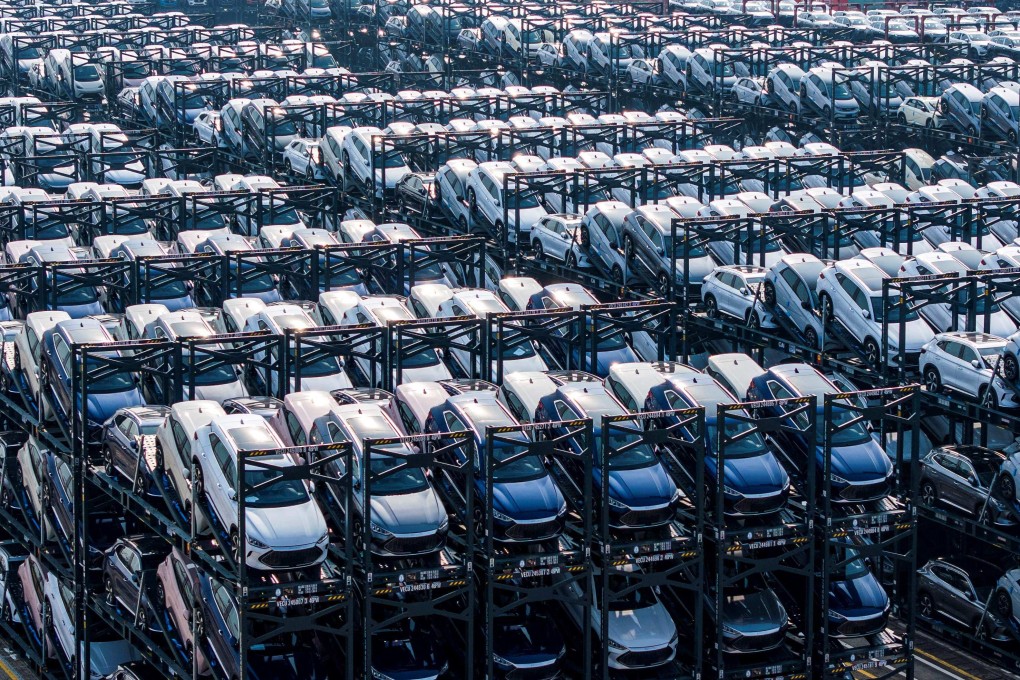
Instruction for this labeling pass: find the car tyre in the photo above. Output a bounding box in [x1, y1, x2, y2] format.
[1003, 353, 1019, 382]
[468, 188, 478, 215]
[230, 528, 241, 566]
[763, 281, 776, 306]
[819, 292, 833, 320]
[103, 447, 115, 477]
[920, 480, 938, 507]
[458, 216, 468, 234]
[705, 295, 718, 318]
[566, 251, 578, 269]
[923, 366, 942, 393]
[611, 265, 623, 284]
[864, 338, 881, 367]
[919, 591, 935, 618]
[995, 589, 1013, 618]
[533, 240, 545, 260]
[579, 225, 590, 248]
[981, 385, 999, 410]
[804, 326, 819, 349]
[747, 311, 761, 331]
[105, 575, 115, 605]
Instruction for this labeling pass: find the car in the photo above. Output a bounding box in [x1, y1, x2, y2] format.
[816, 258, 936, 366]
[221, 396, 284, 421]
[340, 126, 411, 197]
[731, 76, 766, 105]
[645, 373, 791, 516]
[425, 394, 567, 542]
[701, 265, 776, 329]
[762, 253, 826, 348]
[103, 535, 171, 631]
[190, 414, 329, 571]
[282, 137, 325, 181]
[17, 554, 55, 658]
[155, 547, 208, 673]
[918, 557, 1011, 641]
[897, 96, 941, 127]
[394, 172, 435, 217]
[16, 435, 55, 541]
[192, 110, 221, 145]
[920, 332, 1017, 409]
[747, 364, 894, 503]
[531, 213, 591, 268]
[101, 406, 171, 498]
[580, 201, 632, 284]
[534, 382, 681, 528]
[623, 204, 716, 291]
[919, 445, 1014, 526]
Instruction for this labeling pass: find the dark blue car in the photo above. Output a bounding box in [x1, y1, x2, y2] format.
[41, 319, 146, 433]
[534, 383, 680, 528]
[525, 284, 639, 377]
[746, 364, 893, 503]
[644, 374, 790, 516]
[425, 394, 567, 543]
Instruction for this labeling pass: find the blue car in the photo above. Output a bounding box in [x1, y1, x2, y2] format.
[425, 394, 567, 543]
[534, 382, 680, 528]
[41, 319, 146, 433]
[746, 364, 893, 503]
[645, 374, 790, 516]
[525, 284, 639, 377]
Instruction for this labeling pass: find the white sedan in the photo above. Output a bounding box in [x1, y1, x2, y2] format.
[731, 76, 766, 105]
[627, 58, 658, 85]
[531, 213, 591, 268]
[897, 96, 941, 128]
[282, 137, 326, 180]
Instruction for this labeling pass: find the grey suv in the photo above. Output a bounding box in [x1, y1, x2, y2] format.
[918, 557, 1011, 641]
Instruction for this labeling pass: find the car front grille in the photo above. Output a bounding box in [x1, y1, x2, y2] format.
[838, 481, 890, 502]
[835, 616, 885, 637]
[382, 533, 443, 555]
[505, 519, 562, 541]
[616, 646, 672, 668]
[619, 506, 674, 527]
[260, 546, 323, 568]
[727, 628, 785, 652]
[733, 494, 785, 515]
[506, 664, 561, 680]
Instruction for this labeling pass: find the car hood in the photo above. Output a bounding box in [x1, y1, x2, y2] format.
[889, 320, 935, 353]
[606, 463, 675, 507]
[246, 500, 327, 547]
[508, 206, 548, 231]
[829, 572, 888, 615]
[194, 380, 247, 404]
[102, 167, 146, 184]
[825, 439, 892, 482]
[678, 256, 716, 283]
[370, 486, 445, 534]
[61, 301, 106, 319]
[721, 451, 790, 495]
[289, 371, 354, 392]
[593, 346, 640, 377]
[375, 166, 410, 187]
[603, 602, 677, 649]
[491, 474, 564, 520]
[85, 389, 145, 425]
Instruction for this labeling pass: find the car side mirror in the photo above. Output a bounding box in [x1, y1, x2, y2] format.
[862, 310, 871, 319]
[182, 468, 190, 480]
[494, 198, 500, 207]
[801, 300, 812, 310]
[656, 246, 664, 255]
[227, 488, 236, 500]
[739, 287, 749, 296]
[971, 359, 981, 369]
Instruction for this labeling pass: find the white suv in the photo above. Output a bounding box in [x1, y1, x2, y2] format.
[466, 161, 549, 244]
[340, 126, 411, 197]
[920, 331, 1016, 409]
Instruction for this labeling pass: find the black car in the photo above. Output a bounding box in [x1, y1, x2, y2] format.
[102, 406, 171, 496]
[395, 172, 436, 216]
[103, 536, 172, 631]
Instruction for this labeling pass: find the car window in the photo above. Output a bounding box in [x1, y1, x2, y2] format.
[443, 410, 467, 432]
[208, 433, 235, 485]
[172, 559, 193, 603]
[554, 399, 579, 421]
[958, 344, 979, 363]
[606, 375, 638, 411]
[53, 334, 71, 369]
[285, 411, 305, 445]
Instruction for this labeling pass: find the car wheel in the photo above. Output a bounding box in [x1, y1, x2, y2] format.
[495, 221, 507, 245]
[105, 575, 114, 605]
[533, 240, 545, 259]
[805, 326, 819, 349]
[1000, 474, 1017, 503]
[822, 106, 830, 118]
[103, 447, 115, 477]
[920, 480, 938, 506]
[705, 294, 719, 318]
[579, 226, 590, 249]
[468, 188, 478, 215]
[138, 607, 148, 629]
[230, 528, 241, 566]
[995, 589, 1013, 618]
[458, 216, 468, 234]
[747, 311, 761, 331]
[925, 118, 934, 129]
[193, 609, 205, 640]
[156, 583, 166, 607]
[1004, 353, 1019, 382]
[763, 281, 776, 306]
[135, 469, 147, 495]
[864, 338, 881, 367]
[611, 265, 623, 284]
[968, 124, 977, 136]
[623, 234, 635, 262]
[657, 271, 670, 292]
[193, 463, 204, 500]
[352, 518, 365, 552]
[566, 251, 578, 268]
[919, 591, 935, 618]
[306, 165, 315, 183]
[923, 366, 942, 393]
[899, 113, 907, 124]
[975, 619, 992, 642]
[285, 160, 293, 176]
[982, 385, 999, 410]
[1011, 130, 1018, 144]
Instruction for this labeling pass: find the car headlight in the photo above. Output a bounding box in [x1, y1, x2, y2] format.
[316, 531, 329, 545]
[989, 496, 1006, 511]
[492, 654, 513, 669]
[829, 609, 847, 621]
[369, 521, 392, 536]
[248, 535, 269, 549]
[671, 486, 682, 503]
[557, 501, 568, 516]
[722, 485, 742, 497]
[995, 377, 1009, 389]
[830, 474, 849, 485]
[721, 624, 739, 636]
[607, 496, 628, 509]
[607, 638, 627, 651]
[439, 514, 449, 531]
[491, 509, 514, 523]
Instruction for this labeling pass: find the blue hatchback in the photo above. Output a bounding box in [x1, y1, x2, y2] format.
[747, 363, 893, 503]
[535, 382, 680, 529]
[645, 374, 790, 516]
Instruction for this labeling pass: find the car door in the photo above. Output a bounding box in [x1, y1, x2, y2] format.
[207, 433, 235, 520]
[954, 343, 982, 395]
[113, 413, 139, 474]
[936, 339, 967, 391]
[715, 271, 741, 317]
[547, 219, 570, 260]
[934, 451, 968, 507]
[936, 565, 973, 623]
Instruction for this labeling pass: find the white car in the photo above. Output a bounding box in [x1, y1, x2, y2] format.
[627, 58, 657, 85]
[897, 96, 941, 127]
[192, 414, 329, 570]
[531, 213, 590, 268]
[731, 76, 766, 105]
[282, 137, 325, 180]
[920, 332, 1017, 409]
[340, 126, 411, 197]
[816, 258, 935, 365]
[701, 265, 776, 328]
[192, 110, 221, 145]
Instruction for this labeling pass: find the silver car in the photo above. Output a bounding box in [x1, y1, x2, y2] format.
[918, 557, 1011, 642]
[918, 445, 1014, 526]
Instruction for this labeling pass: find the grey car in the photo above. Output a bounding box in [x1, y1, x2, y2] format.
[919, 446, 1014, 527]
[918, 557, 1011, 642]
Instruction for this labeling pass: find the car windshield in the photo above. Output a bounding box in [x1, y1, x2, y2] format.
[53, 273, 99, 305]
[605, 575, 657, 610]
[870, 297, 921, 322]
[377, 150, 406, 169]
[85, 353, 135, 393]
[509, 192, 541, 209]
[714, 62, 735, 77]
[666, 234, 708, 258]
[27, 220, 70, 241]
[186, 357, 237, 386]
[665, 384, 769, 458]
[832, 79, 852, 99]
[227, 261, 277, 294]
[186, 211, 224, 231]
[977, 344, 1004, 366]
[836, 543, 871, 579]
[524, 29, 546, 43]
[152, 278, 190, 300]
[74, 65, 100, 82]
[229, 427, 311, 507]
[288, 348, 343, 378]
[102, 152, 140, 167]
[346, 415, 430, 493]
[139, 422, 161, 435]
[262, 205, 301, 225]
[110, 214, 149, 236]
[816, 400, 872, 446]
